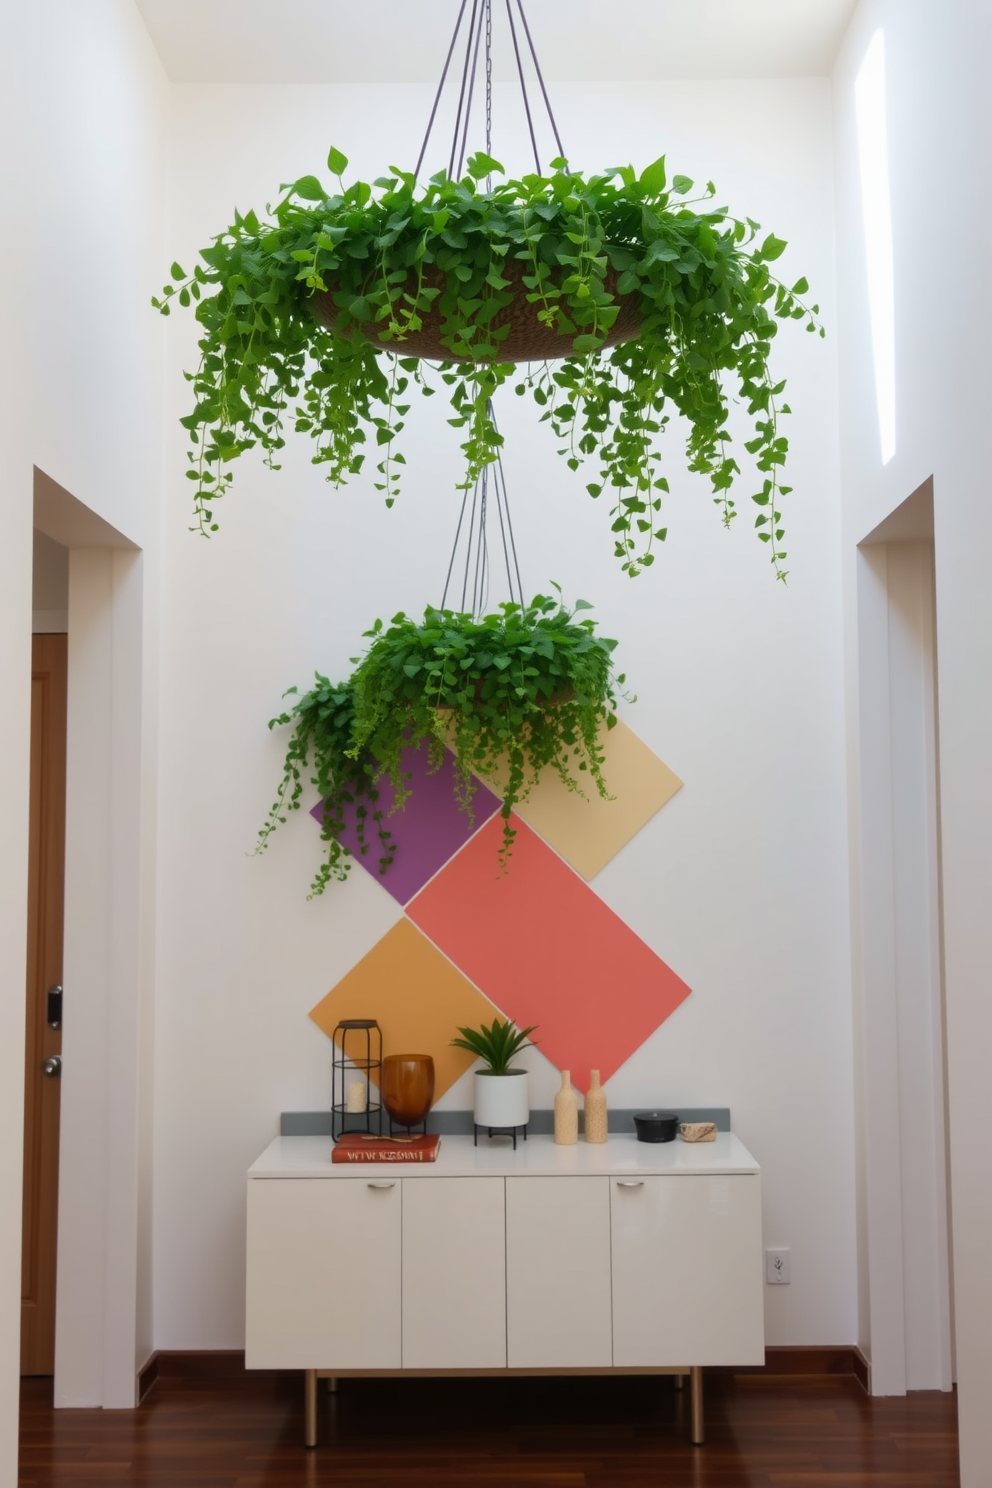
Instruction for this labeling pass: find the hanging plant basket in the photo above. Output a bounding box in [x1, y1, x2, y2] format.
[155, 148, 821, 580]
[309, 258, 641, 363]
[155, 1, 822, 579]
[256, 591, 623, 897]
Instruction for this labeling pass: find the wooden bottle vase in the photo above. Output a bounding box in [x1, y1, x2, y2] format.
[584, 1069, 608, 1143]
[554, 1069, 579, 1145]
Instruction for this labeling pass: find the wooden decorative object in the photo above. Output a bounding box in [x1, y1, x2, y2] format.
[679, 1122, 717, 1143]
[583, 1069, 608, 1144]
[380, 1054, 435, 1130]
[310, 262, 641, 365]
[553, 1069, 579, 1145]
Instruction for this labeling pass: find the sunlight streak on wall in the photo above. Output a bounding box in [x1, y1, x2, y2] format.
[855, 29, 896, 466]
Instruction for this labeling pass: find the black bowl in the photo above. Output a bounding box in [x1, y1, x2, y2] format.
[633, 1110, 679, 1143]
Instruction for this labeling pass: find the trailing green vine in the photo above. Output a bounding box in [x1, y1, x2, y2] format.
[156, 147, 820, 578]
[257, 591, 623, 894]
[257, 677, 395, 900]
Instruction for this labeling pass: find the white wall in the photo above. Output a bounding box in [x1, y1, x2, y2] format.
[834, 0, 992, 1477]
[0, 0, 168, 1457]
[153, 77, 856, 1350]
[0, 11, 35, 1463]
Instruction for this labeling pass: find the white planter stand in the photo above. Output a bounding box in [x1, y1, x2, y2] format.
[474, 1069, 528, 1134]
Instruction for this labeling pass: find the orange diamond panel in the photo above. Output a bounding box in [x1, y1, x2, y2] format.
[407, 815, 691, 1093]
[309, 919, 498, 1102]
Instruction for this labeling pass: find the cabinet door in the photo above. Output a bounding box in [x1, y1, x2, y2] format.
[246, 1177, 401, 1369]
[402, 1177, 506, 1368]
[611, 1175, 764, 1366]
[506, 1177, 612, 1368]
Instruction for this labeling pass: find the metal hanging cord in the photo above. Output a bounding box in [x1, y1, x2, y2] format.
[415, 0, 569, 181]
[441, 402, 524, 617]
[415, 0, 570, 615]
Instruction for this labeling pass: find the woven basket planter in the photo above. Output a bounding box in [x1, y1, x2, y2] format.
[310, 259, 640, 364]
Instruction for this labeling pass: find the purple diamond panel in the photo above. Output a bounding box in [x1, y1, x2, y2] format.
[311, 739, 502, 905]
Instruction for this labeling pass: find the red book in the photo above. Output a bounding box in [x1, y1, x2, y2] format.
[331, 1133, 440, 1164]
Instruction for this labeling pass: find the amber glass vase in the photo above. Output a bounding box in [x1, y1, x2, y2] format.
[381, 1054, 435, 1130]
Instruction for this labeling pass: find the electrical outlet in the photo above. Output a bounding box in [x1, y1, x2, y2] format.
[765, 1247, 791, 1284]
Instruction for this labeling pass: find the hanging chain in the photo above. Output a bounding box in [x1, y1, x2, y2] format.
[485, 0, 493, 158]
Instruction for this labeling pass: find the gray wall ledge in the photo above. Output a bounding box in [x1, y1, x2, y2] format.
[281, 1107, 731, 1138]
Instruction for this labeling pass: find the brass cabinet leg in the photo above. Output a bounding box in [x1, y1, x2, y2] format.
[304, 1368, 318, 1448]
[690, 1366, 704, 1445]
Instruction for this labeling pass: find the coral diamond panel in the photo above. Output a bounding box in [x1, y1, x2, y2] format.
[407, 815, 691, 1093]
[311, 738, 501, 905]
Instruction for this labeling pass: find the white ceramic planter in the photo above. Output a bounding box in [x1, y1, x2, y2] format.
[474, 1069, 529, 1129]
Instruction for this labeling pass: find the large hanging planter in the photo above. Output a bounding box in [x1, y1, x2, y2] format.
[309, 258, 642, 363]
[257, 592, 622, 897]
[156, 148, 820, 580]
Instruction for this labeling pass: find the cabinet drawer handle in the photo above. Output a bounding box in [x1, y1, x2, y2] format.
[367, 1181, 396, 1190]
[616, 1179, 644, 1188]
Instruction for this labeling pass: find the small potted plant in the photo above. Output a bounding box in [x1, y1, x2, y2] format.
[450, 1017, 538, 1131]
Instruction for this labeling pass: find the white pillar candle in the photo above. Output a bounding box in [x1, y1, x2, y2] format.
[345, 1077, 367, 1113]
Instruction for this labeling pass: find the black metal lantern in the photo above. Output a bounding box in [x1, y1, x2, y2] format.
[331, 1019, 383, 1143]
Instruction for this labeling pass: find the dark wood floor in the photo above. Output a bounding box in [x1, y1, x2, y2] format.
[20, 1370, 959, 1487]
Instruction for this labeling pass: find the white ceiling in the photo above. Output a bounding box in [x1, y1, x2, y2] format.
[135, 0, 858, 84]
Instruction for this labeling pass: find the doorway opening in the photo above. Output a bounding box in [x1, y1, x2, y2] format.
[854, 476, 953, 1394]
[27, 467, 151, 1409]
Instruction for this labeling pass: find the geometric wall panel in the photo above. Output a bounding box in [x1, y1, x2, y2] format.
[311, 738, 501, 905]
[308, 918, 498, 1103]
[407, 815, 692, 1094]
[507, 717, 683, 880]
[309, 719, 689, 1100]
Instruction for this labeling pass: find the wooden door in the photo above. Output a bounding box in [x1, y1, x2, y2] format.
[21, 633, 67, 1374]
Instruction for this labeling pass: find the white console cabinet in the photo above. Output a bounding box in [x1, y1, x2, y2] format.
[506, 1175, 613, 1368]
[246, 1133, 763, 1446]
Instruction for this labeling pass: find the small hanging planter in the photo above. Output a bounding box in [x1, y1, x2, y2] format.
[257, 591, 623, 897]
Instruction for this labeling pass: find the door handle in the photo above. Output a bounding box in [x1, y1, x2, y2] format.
[367, 1181, 395, 1190]
[41, 1056, 62, 1078]
[615, 1179, 643, 1188]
